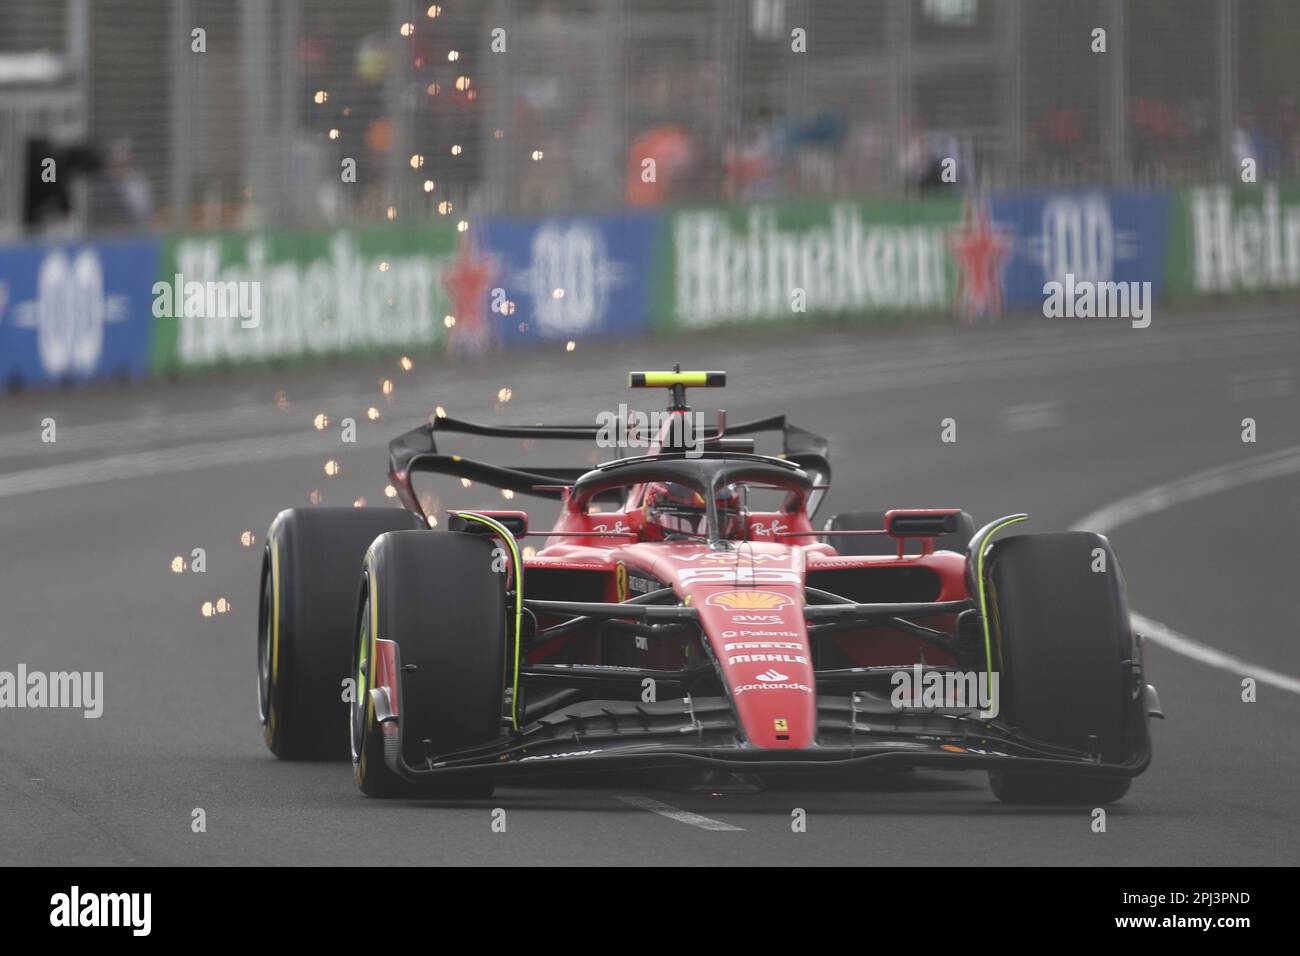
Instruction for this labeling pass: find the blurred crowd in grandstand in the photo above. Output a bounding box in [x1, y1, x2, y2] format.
[4, 0, 1299, 239]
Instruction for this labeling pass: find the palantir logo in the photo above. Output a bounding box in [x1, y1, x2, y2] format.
[50, 886, 151, 936]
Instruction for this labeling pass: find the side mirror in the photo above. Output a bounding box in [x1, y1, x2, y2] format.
[885, 510, 960, 537]
[447, 510, 528, 538]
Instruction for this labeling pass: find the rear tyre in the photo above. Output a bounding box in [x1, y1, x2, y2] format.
[352, 530, 507, 798]
[824, 509, 976, 555]
[983, 531, 1139, 805]
[258, 507, 423, 760]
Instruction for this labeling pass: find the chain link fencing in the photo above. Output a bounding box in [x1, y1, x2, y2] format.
[2, 0, 1298, 238]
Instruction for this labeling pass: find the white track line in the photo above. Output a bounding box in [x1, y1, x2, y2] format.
[1130, 612, 1300, 696]
[614, 795, 744, 831]
[1071, 446, 1300, 536]
[0, 431, 360, 500]
[1071, 444, 1300, 696]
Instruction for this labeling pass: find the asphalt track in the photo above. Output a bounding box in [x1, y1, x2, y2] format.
[1, 309, 1298, 866]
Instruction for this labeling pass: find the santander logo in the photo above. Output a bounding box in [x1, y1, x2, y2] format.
[754, 669, 789, 682]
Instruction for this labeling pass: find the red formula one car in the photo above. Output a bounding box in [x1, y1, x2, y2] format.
[256, 370, 1159, 803]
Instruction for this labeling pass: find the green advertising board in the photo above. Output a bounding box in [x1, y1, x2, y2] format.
[1165, 183, 1300, 298]
[150, 223, 460, 371]
[650, 197, 963, 332]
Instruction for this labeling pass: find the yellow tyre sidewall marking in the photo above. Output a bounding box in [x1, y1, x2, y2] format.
[975, 515, 1028, 690]
[357, 559, 380, 784]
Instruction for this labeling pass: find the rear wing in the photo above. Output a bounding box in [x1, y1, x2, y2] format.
[386, 414, 831, 518]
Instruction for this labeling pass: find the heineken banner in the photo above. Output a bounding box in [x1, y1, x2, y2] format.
[652, 199, 963, 329]
[151, 224, 460, 371]
[4, 184, 1300, 389]
[1165, 184, 1300, 298]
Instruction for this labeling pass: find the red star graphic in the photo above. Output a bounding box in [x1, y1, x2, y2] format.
[949, 198, 1013, 323]
[441, 235, 497, 349]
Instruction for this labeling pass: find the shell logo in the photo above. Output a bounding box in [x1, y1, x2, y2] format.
[705, 590, 792, 611]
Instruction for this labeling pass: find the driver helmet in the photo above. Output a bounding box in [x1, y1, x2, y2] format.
[642, 481, 744, 540]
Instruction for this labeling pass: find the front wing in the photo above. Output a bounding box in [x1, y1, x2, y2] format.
[369, 639, 1154, 785]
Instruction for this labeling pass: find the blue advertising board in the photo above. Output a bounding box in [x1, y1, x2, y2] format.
[0, 235, 160, 388]
[988, 191, 1172, 310]
[473, 211, 658, 346]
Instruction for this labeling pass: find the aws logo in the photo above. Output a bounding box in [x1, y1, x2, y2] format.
[705, 590, 792, 611]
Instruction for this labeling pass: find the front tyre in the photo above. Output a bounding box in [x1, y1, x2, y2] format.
[352, 530, 507, 798]
[982, 531, 1143, 805]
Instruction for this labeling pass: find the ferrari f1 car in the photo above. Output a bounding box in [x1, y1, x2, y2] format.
[257, 370, 1159, 803]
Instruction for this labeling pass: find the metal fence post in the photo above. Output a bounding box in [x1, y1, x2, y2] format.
[591, 0, 624, 208]
[239, 0, 276, 228]
[1217, 0, 1235, 177]
[279, 0, 302, 225]
[1002, 0, 1024, 187]
[889, 0, 912, 194]
[1105, 0, 1129, 184]
[170, 0, 195, 228]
